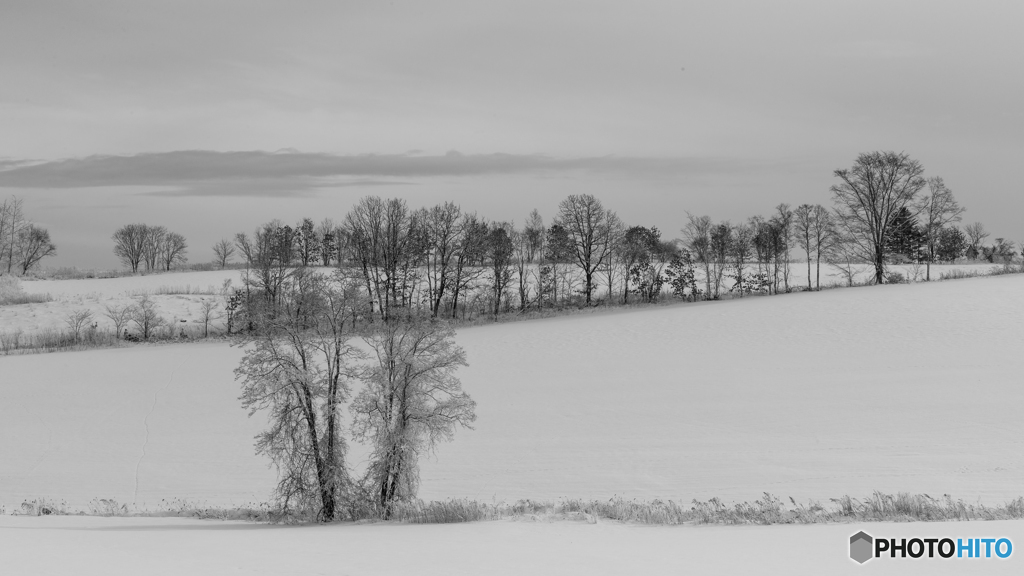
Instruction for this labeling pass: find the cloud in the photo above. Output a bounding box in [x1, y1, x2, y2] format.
[0, 150, 727, 196]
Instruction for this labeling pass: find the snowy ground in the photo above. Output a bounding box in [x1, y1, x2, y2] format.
[2, 268, 1023, 573]
[2, 271, 1022, 509]
[2, 262, 1003, 336]
[3, 515, 1022, 575]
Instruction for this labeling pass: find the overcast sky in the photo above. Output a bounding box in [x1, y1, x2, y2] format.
[1, 0, 1022, 268]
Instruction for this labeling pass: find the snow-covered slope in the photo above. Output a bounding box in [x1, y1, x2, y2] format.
[6, 514, 1023, 575]
[2, 274, 1023, 510]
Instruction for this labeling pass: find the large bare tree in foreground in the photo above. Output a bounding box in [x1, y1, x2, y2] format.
[236, 270, 364, 521]
[351, 316, 475, 519]
[830, 151, 926, 284]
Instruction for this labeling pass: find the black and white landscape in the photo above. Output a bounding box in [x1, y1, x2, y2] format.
[2, 2, 1023, 574]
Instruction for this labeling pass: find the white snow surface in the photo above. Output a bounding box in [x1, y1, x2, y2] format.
[3, 515, 1023, 575]
[2, 272, 1023, 511]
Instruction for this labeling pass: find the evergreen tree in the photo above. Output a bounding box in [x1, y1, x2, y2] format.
[884, 207, 925, 261]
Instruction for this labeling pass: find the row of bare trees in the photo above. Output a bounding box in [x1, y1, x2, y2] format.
[226, 165, 1004, 319]
[111, 224, 188, 273]
[0, 195, 57, 275]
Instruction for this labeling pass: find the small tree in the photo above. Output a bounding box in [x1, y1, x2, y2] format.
[212, 238, 235, 269]
[297, 218, 320, 267]
[708, 222, 732, 299]
[64, 309, 94, 342]
[160, 232, 188, 271]
[104, 303, 133, 339]
[198, 298, 222, 337]
[774, 204, 793, 292]
[142, 225, 167, 272]
[683, 214, 713, 299]
[130, 294, 166, 340]
[936, 227, 967, 262]
[964, 222, 989, 260]
[914, 176, 965, 280]
[487, 223, 515, 317]
[0, 196, 27, 274]
[729, 223, 752, 296]
[794, 205, 814, 291]
[351, 316, 475, 519]
[665, 249, 698, 300]
[809, 205, 834, 290]
[112, 224, 148, 273]
[15, 225, 57, 274]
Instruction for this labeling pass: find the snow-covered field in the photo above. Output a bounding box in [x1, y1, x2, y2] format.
[5, 514, 1023, 575]
[2, 268, 1023, 573]
[1, 262, 1003, 336]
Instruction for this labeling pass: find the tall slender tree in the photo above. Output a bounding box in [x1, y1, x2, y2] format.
[915, 176, 965, 280]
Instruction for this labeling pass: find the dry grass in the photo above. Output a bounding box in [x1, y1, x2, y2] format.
[0, 275, 52, 305]
[13, 492, 1024, 525]
[154, 284, 221, 295]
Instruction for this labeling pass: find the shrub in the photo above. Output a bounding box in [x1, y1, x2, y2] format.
[883, 271, 906, 284]
[0, 275, 52, 305]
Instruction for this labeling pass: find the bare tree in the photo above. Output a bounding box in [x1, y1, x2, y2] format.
[809, 205, 834, 290]
[830, 151, 927, 284]
[198, 298, 222, 337]
[160, 232, 188, 271]
[794, 205, 815, 291]
[915, 176, 965, 280]
[142, 225, 167, 272]
[487, 223, 515, 317]
[234, 232, 254, 266]
[824, 232, 860, 287]
[730, 223, 753, 296]
[112, 224, 149, 273]
[104, 303, 133, 339]
[600, 212, 625, 304]
[296, 218, 320, 267]
[351, 316, 475, 519]
[212, 238, 235, 269]
[794, 204, 833, 291]
[964, 222, 989, 260]
[524, 209, 545, 263]
[524, 209, 546, 301]
[1, 197, 27, 274]
[448, 213, 488, 319]
[15, 225, 57, 274]
[511, 220, 533, 310]
[421, 203, 462, 317]
[683, 213, 713, 299]
[345, 197, 421, 320]
[317, 218, 337, 267]
[774, 204, 793, 292]
[130, 294, 166, 340]
[64, 309, 94, 342]
[236, 270, 364, 521]
[708, 222, 732, 298]
[555, 194, 616, 305]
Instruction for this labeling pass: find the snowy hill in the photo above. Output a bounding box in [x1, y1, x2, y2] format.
[2, 273, 1023, 511]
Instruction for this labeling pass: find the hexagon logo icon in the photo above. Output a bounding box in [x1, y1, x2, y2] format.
[850, 531, 873, 564]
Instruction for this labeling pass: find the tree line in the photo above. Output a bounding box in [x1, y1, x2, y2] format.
[105, 150, 1017, 308]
